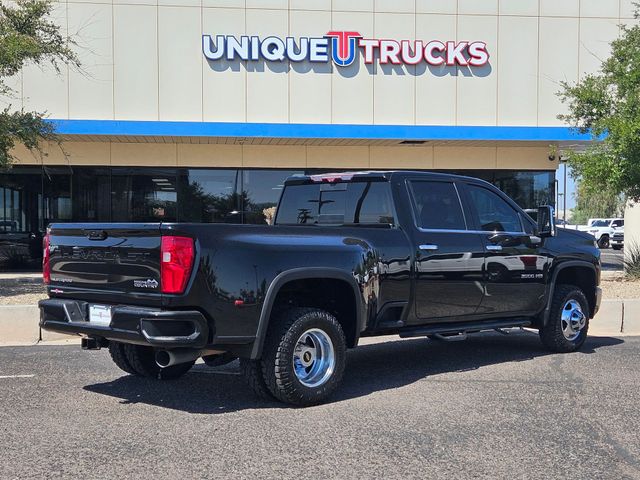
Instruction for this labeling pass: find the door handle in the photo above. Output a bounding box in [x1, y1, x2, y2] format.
[485, 245, 502, 252]
[419, 244, 439, 251]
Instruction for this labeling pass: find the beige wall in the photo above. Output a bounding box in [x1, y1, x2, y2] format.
[13, 141, 557, 170]
[625, 201, 640, 263]
[1, 1, 636, 127]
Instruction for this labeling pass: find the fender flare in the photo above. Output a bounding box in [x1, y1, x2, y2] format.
[250, 267, 364, 359]
[542, 260, 598, 325]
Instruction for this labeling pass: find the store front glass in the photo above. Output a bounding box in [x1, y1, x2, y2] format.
[0, 165, 555, 269]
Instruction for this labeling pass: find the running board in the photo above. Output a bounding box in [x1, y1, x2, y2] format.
[398, 319, 532, 339]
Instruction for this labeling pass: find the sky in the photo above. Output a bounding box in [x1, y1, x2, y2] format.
[557, 163, 577, 210]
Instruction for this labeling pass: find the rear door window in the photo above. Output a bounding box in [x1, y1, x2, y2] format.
[409, 181, 466, 230]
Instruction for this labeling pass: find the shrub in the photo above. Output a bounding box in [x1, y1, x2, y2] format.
[623, 242, 640, 279]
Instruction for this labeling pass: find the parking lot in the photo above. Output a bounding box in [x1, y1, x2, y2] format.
[601, 248, 625, 271]
[1, 333, 638, 479]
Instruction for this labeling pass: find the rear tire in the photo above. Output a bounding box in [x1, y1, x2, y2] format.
[123, 344, 195, 380]
[240, 358, 274, 400]
[539, 285, 589, 353]
[261, 307, 347, 407]
[612, 245, 623, 251]
[108, 341, 137, 375]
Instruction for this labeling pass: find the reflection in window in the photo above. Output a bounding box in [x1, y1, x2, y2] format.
[72, 168, 111, 222]
[178, 169, 241, 223]
[274, 184, 320, 225]
[243, 170, 304, 224]
[111, 168, 177, 222]
[411, 181, 466, 230]
[448, 170, 555, 210]
[318, 185, 346, 225]
[349, 182, 395, 224]
[43, 166, 72, 224]
[468, 185, 522, 232]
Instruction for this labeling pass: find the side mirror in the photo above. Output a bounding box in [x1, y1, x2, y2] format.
[537, 205, 556, 237]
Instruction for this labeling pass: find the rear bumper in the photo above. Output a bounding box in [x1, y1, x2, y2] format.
[39, 298, 209, 349]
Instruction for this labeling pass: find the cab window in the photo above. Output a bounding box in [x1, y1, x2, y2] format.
[467, 184, 523, 233]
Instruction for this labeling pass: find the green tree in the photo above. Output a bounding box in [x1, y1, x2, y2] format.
[558, 14, 640, 200]
[570, 181, 625, 225]
[0, 0, 78, 168]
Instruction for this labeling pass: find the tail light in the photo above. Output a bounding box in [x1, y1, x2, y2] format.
[42, 233, 51, 284]
[160, 236, 195, 294]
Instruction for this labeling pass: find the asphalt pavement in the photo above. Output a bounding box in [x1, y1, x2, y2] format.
[1, 333, 639, 479]
[601, 248, 624, 271]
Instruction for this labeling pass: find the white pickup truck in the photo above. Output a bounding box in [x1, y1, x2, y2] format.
[579, 218, 624, 249]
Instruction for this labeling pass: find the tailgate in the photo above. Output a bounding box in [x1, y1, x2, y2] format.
[48, 223, 162, 297]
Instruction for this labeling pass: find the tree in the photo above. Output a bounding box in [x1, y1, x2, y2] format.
[570, 181, 625, 225]
[0, 0, 78, 168]
[558, 14, 640, 201]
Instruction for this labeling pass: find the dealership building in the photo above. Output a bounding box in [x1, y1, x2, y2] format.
[0, 0, 634, 264]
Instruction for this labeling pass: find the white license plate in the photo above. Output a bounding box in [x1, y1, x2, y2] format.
[88, 305, 112, 326]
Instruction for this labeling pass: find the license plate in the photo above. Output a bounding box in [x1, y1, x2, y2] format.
[88, 305, 112, 326]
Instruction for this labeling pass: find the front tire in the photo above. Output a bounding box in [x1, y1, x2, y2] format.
[261, 308, 347, 406]
[123, 344, 195, 380]
[598, 235, 610, 249]
[539, 285, 589, 353]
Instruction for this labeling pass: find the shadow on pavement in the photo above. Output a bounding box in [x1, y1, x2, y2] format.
[83, 333, 624, 414]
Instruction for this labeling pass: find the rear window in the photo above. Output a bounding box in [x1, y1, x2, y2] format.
[275, 184, 320, 225]
[275, 181, 395, 226]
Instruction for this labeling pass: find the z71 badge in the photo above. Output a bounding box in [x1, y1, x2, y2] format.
[134, 279, 159, 289]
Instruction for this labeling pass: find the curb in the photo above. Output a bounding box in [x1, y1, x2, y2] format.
[0, 300, 639, 347]
[0, 304, 75, 346]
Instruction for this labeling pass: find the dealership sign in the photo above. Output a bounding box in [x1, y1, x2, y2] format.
[202, 31, 489, 68]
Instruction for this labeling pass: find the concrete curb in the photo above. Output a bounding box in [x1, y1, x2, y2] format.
[0, 305, 40, 346]
[0, 299, 639, 347]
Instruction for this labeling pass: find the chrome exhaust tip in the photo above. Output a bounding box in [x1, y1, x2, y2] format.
[155, 349, 201, 368]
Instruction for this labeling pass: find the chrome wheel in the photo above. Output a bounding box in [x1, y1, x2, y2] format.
[293, 328, 335, 388]
[561, 299, 586, 341]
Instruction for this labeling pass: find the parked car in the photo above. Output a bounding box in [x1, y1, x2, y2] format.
[39, 171, 602, 406]
[580, 218, 624, 249]
[611, 228, 624, 250]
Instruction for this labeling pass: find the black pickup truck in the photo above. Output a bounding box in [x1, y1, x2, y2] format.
[40, 171, 602, 406]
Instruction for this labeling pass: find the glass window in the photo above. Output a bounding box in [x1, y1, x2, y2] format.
[275, 184, 320, 225]
[111, 168, 177, 222]
[493, 171, 554, 210]
[318, 184, 347, 225]
[242, 170, 304, 224]
[468, 184, 523, 232]
[178, 169, 241, 223]
[72, 168, 111, 222]
[347, 181, 395, 225]
[410, 181, 466, 230]
[43, 166, 72, 225]
[445, 170, 555, 210]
